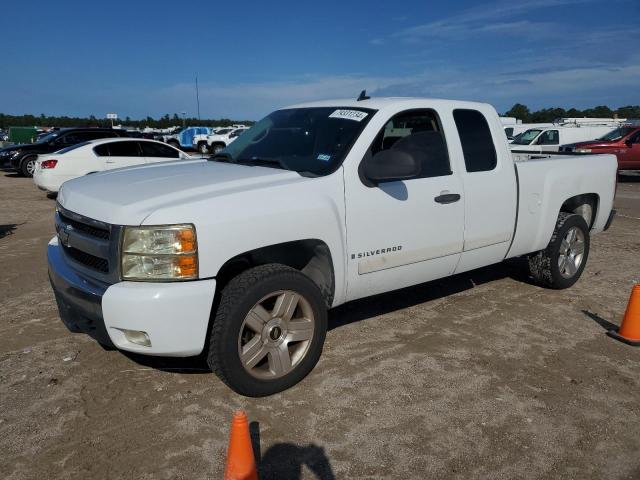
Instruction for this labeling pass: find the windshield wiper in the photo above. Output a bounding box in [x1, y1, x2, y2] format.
[235, 157, 287, 170]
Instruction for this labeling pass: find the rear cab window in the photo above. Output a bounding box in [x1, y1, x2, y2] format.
[453, 109, 497, 172]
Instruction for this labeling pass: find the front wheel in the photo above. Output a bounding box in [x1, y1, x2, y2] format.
[528, 212, 590, 289]
[211, 143, 225, 154]
[197, 142, 209, 154]
[207, 264, 327, 397]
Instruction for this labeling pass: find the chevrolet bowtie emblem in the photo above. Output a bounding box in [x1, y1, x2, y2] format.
[57, 223, 73, 247]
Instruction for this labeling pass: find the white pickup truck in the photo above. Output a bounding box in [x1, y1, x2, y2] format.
[48, 97, 617, 396]
[193, 127, 248, 154]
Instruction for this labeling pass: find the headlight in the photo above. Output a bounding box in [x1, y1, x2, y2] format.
[10, 150, 22, 158]
[121, 225, 198, 281]
[575, 148, 591, 153]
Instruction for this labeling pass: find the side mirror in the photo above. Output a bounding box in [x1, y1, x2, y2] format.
[360, 149, 421, 187]
[625, 139, 633, 147]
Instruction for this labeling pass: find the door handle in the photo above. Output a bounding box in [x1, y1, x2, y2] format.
[434, 193, 461, 204]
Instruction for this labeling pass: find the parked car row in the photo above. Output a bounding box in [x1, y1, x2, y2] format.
[508, 122, 640, 170]
[192, 126, 249, 153]
[33, 138, 193, 193]
[0, 128, 129, 176]
[509, 124, 616, 152]
[0, 123, 251, 177]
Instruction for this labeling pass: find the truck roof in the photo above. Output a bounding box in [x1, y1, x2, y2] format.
[284, 97, 494, 111]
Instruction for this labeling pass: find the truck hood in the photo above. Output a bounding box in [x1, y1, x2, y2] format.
[57, 159, 305, 225]
[569, 140, 617, 149]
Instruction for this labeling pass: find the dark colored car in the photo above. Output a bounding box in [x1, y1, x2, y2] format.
[0, 128, 128, 177]
[561, 126, 640, 171]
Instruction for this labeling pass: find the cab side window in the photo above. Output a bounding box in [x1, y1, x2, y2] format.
[453, 109, 497, 172]
[365, 109, 452, 179]
[537, 130, 559, 145]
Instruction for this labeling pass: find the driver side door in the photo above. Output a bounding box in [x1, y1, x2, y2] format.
[344, 108, 465, 301]
[620, 131, 640, 169]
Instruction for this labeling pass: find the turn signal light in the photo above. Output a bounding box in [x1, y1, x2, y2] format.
[41, 159, 58, 169]
[177, 255, 198, 277]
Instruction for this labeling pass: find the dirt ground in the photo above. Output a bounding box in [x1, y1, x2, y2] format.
[1, 169, 639, 480]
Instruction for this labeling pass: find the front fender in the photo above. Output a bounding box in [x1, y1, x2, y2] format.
[141, 169, 349, 305]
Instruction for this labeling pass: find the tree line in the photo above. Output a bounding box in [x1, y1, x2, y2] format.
[2, 105, 639, 130]
[503, 104, 640, 123]
[0, 113, 254, 130]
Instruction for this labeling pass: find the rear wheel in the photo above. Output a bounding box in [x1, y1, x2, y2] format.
[207, 264, 327, 397]
[20, 156, 38, 177]
[528, 212, 590, 289]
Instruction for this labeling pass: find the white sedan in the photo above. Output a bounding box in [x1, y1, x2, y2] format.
[33, 138, 191, 193]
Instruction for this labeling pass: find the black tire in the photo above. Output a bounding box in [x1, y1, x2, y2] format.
[211, 143, 225, 154]
[197, 142, 209, 154]
[167, 140, 180, 150]
[207, 264, 327, 397]
[20, 155, 37, 177]
[528, 212, 590, 289]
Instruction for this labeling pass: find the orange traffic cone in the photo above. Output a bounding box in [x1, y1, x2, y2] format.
[607, 284, 640, 346]
[224, 411, 258, 480]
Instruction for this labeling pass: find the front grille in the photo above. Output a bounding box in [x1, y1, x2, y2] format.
[58, 211, 110, 240]
[62, 245, 109, 273]
[56, 205, 120, 281]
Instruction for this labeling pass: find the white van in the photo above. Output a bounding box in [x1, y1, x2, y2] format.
[504, 123, 554, 141]
[509, 125, 616, 152]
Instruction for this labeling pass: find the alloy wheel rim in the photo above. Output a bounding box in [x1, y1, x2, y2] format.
[26, 160, 36, 175]
[558, 226, 585, 278]
[238, 290, 315, 379]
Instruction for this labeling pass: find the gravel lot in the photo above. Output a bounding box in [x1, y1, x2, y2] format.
[1, 169, 639, 480]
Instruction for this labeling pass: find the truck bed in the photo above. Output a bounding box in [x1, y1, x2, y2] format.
[507, 152, 617, 258]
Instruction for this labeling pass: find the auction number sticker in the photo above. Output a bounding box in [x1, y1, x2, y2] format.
[329, 109, 368, 122]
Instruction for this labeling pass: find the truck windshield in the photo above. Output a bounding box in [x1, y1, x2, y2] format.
[511, 129, 542, 145]
[597, 127, 635, 141]
[213, 107, 375, 175]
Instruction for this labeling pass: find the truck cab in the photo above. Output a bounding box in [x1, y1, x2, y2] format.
[561, 125, 640, 171]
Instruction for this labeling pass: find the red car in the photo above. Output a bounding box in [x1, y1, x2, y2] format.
[562, 125, 640, 171]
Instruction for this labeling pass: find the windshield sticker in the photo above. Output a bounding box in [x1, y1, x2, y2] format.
[317, 154, 331, 162]
[329, 109, 368, 122]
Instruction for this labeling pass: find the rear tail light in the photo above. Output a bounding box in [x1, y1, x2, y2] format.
[41, 159, 58, 169]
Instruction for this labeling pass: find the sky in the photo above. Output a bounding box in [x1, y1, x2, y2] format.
[1, 0, 639, 120]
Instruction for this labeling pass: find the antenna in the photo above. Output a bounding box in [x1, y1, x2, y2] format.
[196, 75, 201, 121]
[357, 90, 370, 101]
